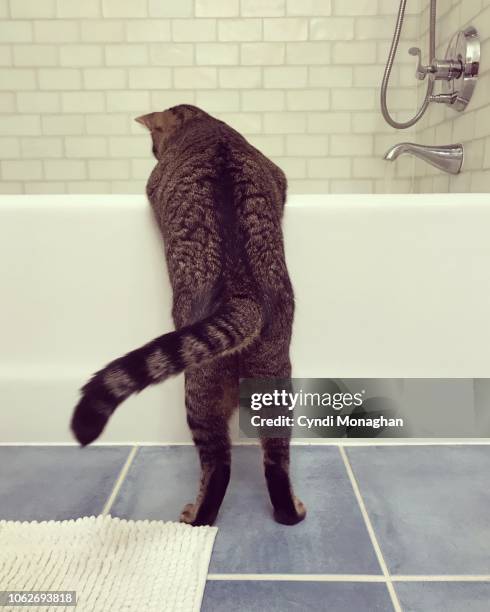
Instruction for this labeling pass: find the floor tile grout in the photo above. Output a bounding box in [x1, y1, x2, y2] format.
[391, 575, 490, 582]
[101, 445, 138, 517]
[339, 446, 402, 612]
[207, 574, 386, 582]
[206, 574, 490, 583]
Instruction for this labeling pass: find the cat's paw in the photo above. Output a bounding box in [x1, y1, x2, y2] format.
[179, 503, 198, 524]
[273, 496, 307, 526]
[179, 502, 217, 526]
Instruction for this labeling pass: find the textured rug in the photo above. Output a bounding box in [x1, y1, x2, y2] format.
[0, 515, 217, 611]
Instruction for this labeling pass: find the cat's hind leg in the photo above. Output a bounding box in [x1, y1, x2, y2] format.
[180, 357, 237, 526]
[242, 354, 306, 526]
[261, 436, 306, 525]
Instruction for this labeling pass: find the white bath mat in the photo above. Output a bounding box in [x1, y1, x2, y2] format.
[0, 515, 217, 612]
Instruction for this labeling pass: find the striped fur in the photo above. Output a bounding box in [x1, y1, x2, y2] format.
[71, 105, 305, 527]
[71, 296, 261, 446]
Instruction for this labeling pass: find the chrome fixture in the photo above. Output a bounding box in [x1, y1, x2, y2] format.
[384, 143, 463, 175]
[435, 26, 480, 112]
[381, 0, 480, 128]
[413, 26, 480, 111]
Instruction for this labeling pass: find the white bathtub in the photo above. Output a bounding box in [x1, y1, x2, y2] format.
[1, 193, 490, 443]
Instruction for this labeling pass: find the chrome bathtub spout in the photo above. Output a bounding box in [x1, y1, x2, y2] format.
[383, 142, 463, 175]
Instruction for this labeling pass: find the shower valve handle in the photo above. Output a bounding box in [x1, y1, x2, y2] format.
[409, 47, 464, 82]
[409, 47, 432, 80]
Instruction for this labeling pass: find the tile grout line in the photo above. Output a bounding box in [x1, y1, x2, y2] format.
[207, 573, 490, 583]
[101, 445, 138, 517]
[207, 574, 386, 582]
[391, 575, 490, 582]
[339, 446, 402, 612]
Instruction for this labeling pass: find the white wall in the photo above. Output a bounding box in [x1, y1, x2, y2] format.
[0, 0, 420, 196]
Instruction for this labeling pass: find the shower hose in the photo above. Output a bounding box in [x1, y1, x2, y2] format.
[381, 0, 437, 129]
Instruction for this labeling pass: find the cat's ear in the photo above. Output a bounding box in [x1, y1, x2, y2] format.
[135, 112, 167, 159]
[134, 112, 157, 130]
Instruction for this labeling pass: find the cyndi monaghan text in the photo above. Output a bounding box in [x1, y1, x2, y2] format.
[250, 414, 404, 430]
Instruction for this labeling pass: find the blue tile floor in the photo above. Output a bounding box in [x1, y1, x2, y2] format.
[0, 444, 489, 611]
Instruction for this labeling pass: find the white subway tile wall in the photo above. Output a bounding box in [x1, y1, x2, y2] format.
[414, 1, 490, 192]
[0, 0, 487, 194]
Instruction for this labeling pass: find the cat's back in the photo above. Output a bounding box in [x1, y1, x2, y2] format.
[153, 112, 283, 192]
[212, 120, 287, 205]
[176, 116, 283, 181]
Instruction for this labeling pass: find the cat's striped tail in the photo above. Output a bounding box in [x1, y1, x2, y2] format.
[71, 295, 261, 446]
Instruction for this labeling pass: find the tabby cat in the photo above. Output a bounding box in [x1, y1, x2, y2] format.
[71, 104, 306, 527]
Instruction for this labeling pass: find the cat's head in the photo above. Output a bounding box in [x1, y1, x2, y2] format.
[135, 104, 206, 159]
